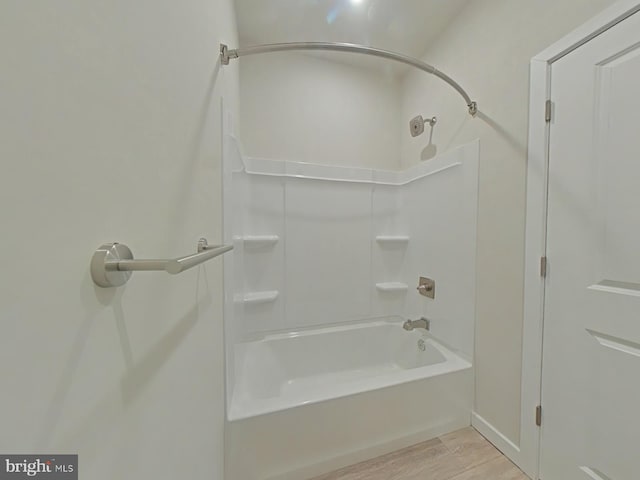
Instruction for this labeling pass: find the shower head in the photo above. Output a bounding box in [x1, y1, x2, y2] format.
[409, 115, 437, 137]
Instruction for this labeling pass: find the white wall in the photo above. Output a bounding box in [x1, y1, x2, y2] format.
[400, 0, 618, 447]
[240, 53, 401, 170]
[0, 1, 238, 478]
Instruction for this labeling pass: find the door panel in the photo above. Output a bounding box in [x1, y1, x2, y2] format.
[541, 11, 640, 480]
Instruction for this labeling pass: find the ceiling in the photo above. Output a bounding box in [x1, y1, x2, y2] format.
[233, 0, 470, 74]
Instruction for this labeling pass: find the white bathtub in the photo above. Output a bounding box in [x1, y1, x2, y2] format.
[226, 318, 473, 480]
[229, 318, 470, 421]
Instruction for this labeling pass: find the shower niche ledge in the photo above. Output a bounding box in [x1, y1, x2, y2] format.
[234, 291, 279, 305]
[375, 282, 409, 292]
[375, 235, 410, 245]
[234, 235, 279, 248]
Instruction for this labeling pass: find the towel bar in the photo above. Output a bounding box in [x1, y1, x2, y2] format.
[90, 238, 232, 288]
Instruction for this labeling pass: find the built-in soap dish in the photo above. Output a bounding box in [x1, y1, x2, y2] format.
[235, 235, 279, 249]
[234, 291, 279, 305]
[376, 282, 409, 292]
[375, 236, 410, 245]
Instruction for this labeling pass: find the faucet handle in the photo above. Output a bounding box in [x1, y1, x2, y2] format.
[417, 277, 435, 298]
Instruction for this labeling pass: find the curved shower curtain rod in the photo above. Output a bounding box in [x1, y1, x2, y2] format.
[220, 42, 477, 116]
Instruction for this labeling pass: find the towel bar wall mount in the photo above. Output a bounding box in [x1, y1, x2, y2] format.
[90, 238, 233, 288]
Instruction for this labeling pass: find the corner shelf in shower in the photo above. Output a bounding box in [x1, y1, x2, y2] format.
[375, 236, 410, 245]
[375, 282, 409, 292]
[234, 290, 279, 305]
[235, 235, 280, 249]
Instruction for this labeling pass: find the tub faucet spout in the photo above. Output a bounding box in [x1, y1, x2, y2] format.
[403, 317, 430, 331]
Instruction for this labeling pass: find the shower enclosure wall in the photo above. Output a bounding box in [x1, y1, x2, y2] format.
[223, 126, 479, 479]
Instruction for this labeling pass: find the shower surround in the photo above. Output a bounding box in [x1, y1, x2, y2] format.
[223, 134, 479, 479]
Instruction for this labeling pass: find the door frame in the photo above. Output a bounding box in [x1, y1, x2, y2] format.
[522, 1, 640, 478]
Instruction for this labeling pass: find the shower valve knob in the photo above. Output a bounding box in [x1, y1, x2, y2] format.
[417, 277, 435, 299]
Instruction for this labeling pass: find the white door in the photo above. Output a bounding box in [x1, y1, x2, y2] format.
[541, 10, 640, 480]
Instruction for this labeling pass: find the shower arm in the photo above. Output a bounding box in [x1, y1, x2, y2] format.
[220, 42, 477, 117]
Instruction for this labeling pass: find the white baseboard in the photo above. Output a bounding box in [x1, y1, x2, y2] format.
[472, 412, 525, 472]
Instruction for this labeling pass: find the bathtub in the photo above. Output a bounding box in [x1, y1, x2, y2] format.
[225, 318, 473, 480]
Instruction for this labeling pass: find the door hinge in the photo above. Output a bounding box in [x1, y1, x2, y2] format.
[540, 256, 547, 278]
[545, 100, 553, 122]
[536, 405, 542, 426]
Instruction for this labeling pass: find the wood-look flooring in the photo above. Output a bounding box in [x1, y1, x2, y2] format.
[309, 427, 529, 480]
